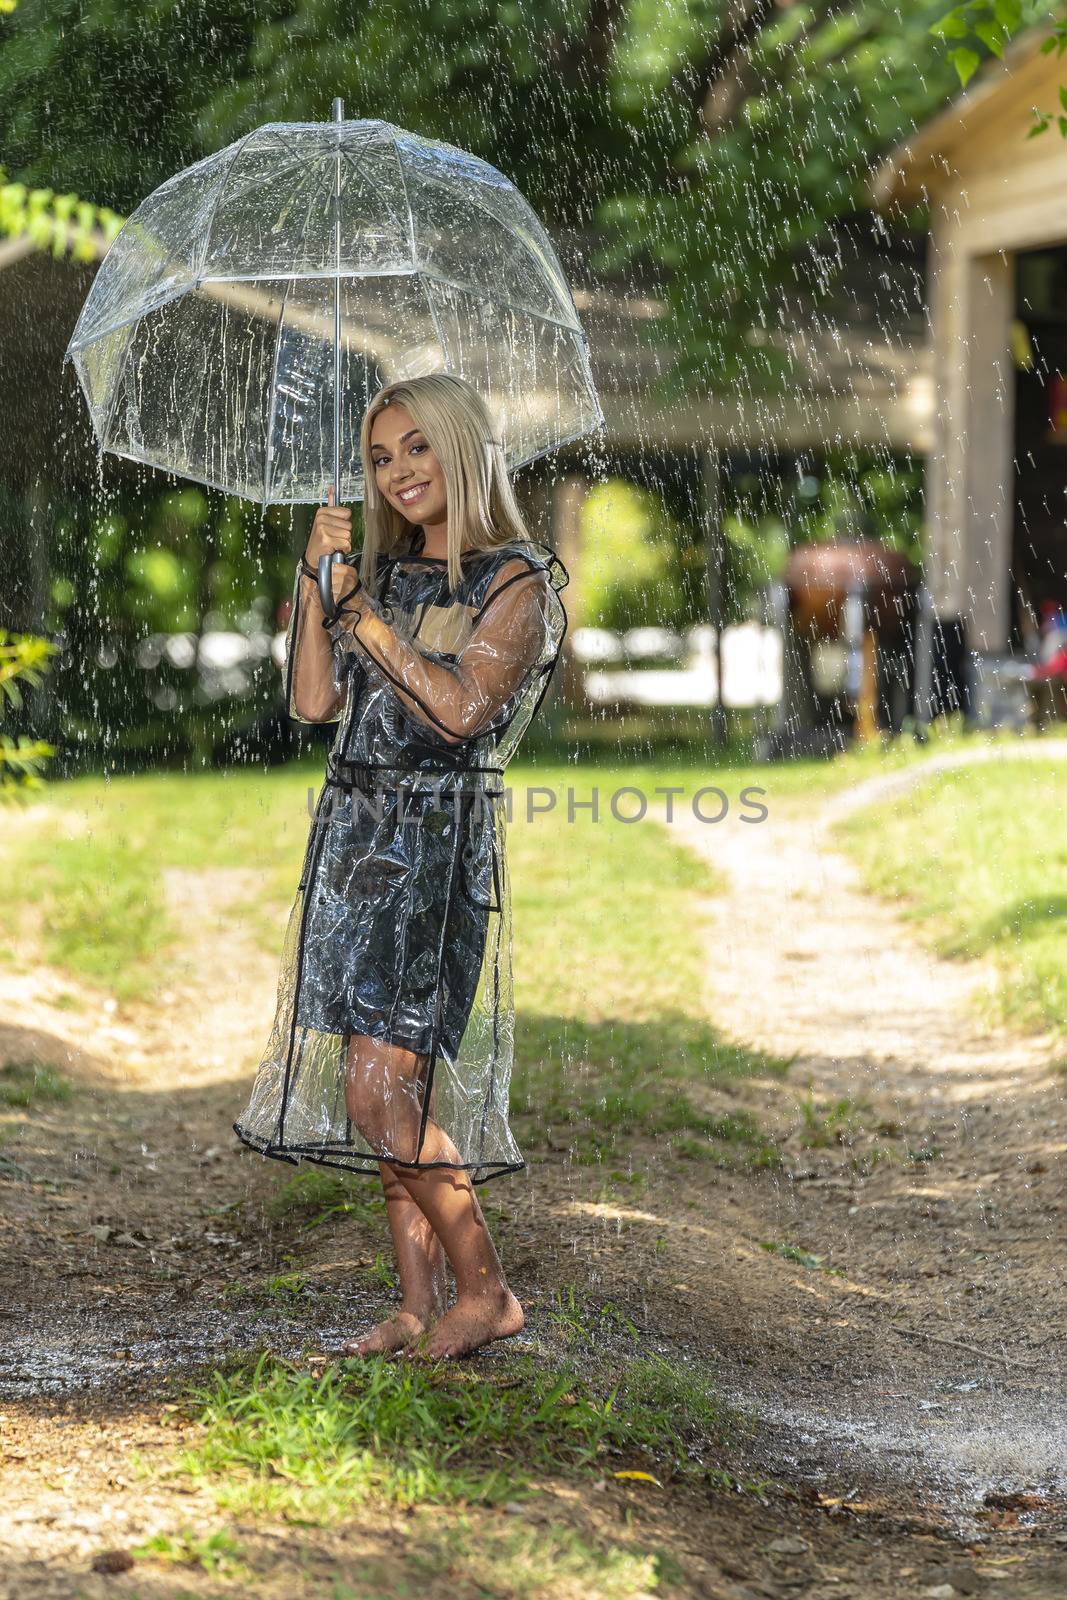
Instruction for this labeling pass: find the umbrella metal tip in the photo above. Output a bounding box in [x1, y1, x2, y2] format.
[332, 97, 344, 122]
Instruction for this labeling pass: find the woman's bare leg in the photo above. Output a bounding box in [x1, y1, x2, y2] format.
[345, 1037, 523, 1360]
[393, 1130, 525, 1361]
[342, 1160, 448, 1355]
[343, 1043, 448, 1355]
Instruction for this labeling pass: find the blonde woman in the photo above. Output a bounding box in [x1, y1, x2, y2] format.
[234, 373, 570, 1361]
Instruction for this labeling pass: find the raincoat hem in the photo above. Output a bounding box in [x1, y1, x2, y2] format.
[232, 1120, 524, 1186]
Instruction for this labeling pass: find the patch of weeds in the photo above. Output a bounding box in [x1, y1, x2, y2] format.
[0, 1152, 34, 1183]
[515, 1040, 783, 1169]
[264, 1167, 386, 1229]
[0, 1057, 73, 1108]
[669, 1116, 781, 1169]
[479, 1199, 513, 1236]
[591, 1167, 648, 1201]
[166, 1344, 738, 1524]
[261, 1271, 308, 1301]
[849, 1144, 906, 1177]
[760, 1241, 845, 1276]
[365, 1250, 398, 1292]
[907, 1142, 944, 1164]
[546, 1284, 642, 1351]
[132, 1527, 250, 1580]
[799, 1092, 872, 1149]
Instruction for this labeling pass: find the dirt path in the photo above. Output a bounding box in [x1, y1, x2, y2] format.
[2, 752, 1067, 1598]
[664, 742, 1067, 1571]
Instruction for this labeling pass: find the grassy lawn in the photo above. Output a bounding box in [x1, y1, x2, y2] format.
[127, 1286, 758, 1597]
[3, 751, 817, 1161]
[832, 749, 1067, 1040]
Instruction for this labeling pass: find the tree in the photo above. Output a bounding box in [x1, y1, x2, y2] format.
[0, 629, 55, 795]
[0, 0, 983, 399]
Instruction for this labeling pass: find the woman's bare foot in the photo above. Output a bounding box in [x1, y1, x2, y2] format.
[402, 1288, 524, 1361]
[342, 1308, 436, 1357]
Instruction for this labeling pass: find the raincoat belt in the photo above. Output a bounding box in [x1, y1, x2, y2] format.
[325, 757, 505, 799]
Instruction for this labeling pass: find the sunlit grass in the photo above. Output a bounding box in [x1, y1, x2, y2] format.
[5, 755, 796, 1161]
[507, 761, 791, 1164]
[166, 1342, 738, 1525]
[132, 1527, 250, 1580]
[832, 753, 1067, 1039]
[4, 762, 321, 997]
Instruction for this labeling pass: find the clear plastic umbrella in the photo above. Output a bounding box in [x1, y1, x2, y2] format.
[64, 102, 604, 505]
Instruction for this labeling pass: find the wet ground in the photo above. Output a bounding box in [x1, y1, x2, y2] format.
[2, 748, 1067, 1597]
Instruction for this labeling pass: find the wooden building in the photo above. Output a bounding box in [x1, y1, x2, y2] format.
[871, 22, 1067, 664]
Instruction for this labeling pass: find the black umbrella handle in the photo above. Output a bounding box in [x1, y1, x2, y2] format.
[318, 550, 345, 620]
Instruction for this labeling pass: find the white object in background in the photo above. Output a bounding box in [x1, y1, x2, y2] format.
[720, 621, 782, 708]
[622, 625, 686, 662]
[570, 626, 626, 664]
[583, 623, 782, 708]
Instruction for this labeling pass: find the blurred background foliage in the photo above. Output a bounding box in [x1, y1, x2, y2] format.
[0, 0, 997, 775]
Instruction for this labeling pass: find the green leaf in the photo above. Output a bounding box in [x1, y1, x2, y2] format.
[993, 0, 1021, 29]
[950, 45, 982, 84]
[1059, 83, 1067, 111]
[930, 8, 970, 39]
[974, 18, 1007, 56]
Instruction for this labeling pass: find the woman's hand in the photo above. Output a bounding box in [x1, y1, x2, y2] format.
[305, 486, 361, 609]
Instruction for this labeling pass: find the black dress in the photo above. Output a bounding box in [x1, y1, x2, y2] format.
[233, 526, 569, 1184]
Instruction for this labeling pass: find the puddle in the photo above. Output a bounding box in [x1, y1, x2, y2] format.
[731, 1374, 1067, 1536]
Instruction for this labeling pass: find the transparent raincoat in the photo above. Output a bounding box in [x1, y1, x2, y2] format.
[233, 526, 569, 1184]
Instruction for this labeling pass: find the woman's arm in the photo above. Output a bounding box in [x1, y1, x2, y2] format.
[324, 558, 554, 746]
[285, 561, 347, 724]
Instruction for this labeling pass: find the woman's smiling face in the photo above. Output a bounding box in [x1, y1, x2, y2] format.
[369, 403, 448, 528]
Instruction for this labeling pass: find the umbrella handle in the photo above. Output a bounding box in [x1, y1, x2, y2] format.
[318, 549, 345, 620]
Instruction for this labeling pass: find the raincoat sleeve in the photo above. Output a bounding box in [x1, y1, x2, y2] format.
[323, 557, 554, 746]
[284, 559, 350, 724]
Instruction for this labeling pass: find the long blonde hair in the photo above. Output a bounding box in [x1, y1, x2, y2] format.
[356, 373, 531, 597]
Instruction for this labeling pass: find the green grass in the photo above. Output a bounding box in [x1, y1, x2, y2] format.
[132, 1526, 249, 1580]
[264, 1167, 387, 1229]
[166, 1341, 738, 1526]
[759, 1241, 845, 1276]
[370, 1516, 678, 1600]
[4, 762, 323, 998]
[0, 1057, 73, 1108]
[545, 1284, 643, 1350]
[832, 752, 1067, 1040]
[5, 756, 796, 1164]
[798, 1092, 874, 1148]
[506, 762, 794, 1165]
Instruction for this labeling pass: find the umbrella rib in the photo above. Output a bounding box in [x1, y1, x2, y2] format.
[262, 277, 296, 509]
[97, 321, 140, 455]
[385, 139, 576, 328]
[196, 126, 264, 281]
[387, 123, 420, 270]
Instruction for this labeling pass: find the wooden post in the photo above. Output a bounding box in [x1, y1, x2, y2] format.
[929, 219, 1015, 653]
[549, 474, 589, 714]
[856, 628, 879, 744]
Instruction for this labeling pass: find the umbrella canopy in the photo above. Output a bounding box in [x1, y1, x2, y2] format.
[64, 108, 604, 504]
